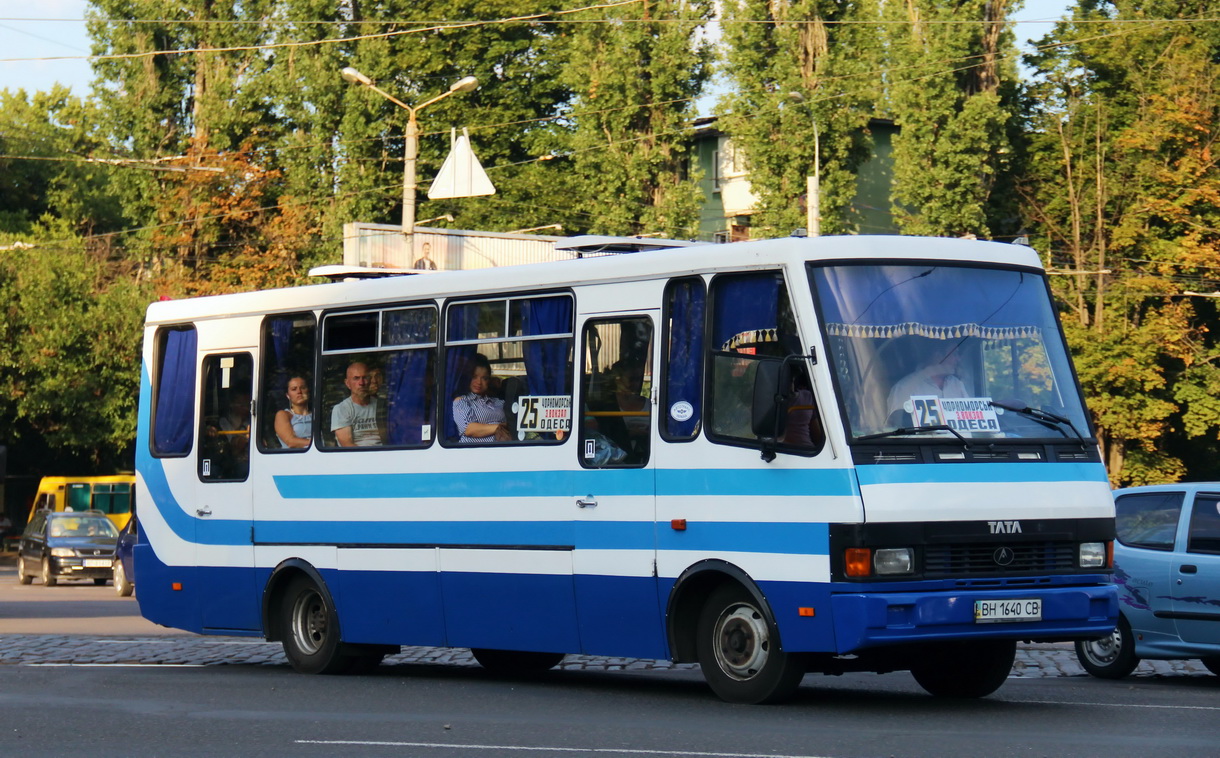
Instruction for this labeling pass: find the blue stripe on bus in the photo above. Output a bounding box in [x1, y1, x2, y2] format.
[248, 519, 830, 555]
[270, 466, 860, 500]
[855, 462, 1109, 486]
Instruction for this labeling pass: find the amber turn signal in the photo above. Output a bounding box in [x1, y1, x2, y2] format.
[845, 547, 872, 577]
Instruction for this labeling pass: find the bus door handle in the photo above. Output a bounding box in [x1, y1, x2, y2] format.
[576, 496, 598, 509]
[196, 507, 212, 518]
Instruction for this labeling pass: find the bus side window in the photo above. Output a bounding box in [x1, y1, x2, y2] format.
[198, 353, 253, 481]
[662, 277, 705, 441]
[260, 313, 317, 452]
[443, 294, 573, 445]
[579, 316, 654, 468]
[707, 272, 801, 446]
[151, 325, 198, 457]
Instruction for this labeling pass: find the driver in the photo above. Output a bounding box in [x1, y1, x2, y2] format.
[887, 341, 968, 422]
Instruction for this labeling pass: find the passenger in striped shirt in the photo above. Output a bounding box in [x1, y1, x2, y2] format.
[453, 354, 511, 444]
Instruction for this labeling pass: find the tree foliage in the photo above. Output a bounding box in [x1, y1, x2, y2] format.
[881, 0, 1022, 238]
[1020, 0, 1220, 484]
[718, 0, 880, 237]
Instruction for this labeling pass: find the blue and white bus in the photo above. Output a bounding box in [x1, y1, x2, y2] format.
[135, 234, 1116, 703]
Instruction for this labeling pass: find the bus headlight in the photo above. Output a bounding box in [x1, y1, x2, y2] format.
[1079, 542, 1106, 568]
[874, 548, 914, 575]
[51, 547, 77, 557]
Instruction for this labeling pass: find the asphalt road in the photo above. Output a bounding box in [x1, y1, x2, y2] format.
[3, 561, 1220, 758]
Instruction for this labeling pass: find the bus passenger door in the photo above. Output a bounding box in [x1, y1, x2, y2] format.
[572, 313, 666, 659]
[194, 352, 258, 632]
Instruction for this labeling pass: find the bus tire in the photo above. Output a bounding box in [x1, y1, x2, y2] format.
[695, 584, 807, 704]
[471, 649, 565, 674]
[279, 575, 351, 675]
[42, 558, 58, 587]
[910, 639, 1016, 698]
[1074, 614, 1138, 679]
[17, 556, 33, 585]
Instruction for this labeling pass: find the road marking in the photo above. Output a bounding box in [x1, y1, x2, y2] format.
[25, 663, 206, 668]
[296, 742, 828, 757]
[1016, 699, 1220, 711]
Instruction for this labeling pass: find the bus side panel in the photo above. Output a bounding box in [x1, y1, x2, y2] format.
[574, 574, 668, 660]
[132, 537, 201, 633]
[440, 569, 581, 653]
[333, 559, 446, 647]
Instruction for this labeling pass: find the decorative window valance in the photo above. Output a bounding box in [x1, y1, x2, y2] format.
[825, 322, 1041, 340]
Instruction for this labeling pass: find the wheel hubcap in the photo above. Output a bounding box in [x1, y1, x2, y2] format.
[1082, 628, 1122, 665]
[714, 603, 770, 680]
[291, 590, 327, 655]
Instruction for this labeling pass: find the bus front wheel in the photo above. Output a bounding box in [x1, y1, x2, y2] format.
[279, 575, 350, 675]
[910, 639, 1016, 698]
[695, 584, 807, 704]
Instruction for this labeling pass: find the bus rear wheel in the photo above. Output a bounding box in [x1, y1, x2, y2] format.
[910, 639, 1016, 698]
[279, 575, 351, 675]
[695, 584, 807, 704]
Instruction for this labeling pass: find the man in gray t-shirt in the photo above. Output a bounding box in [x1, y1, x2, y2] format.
[331, 361, 382, 447]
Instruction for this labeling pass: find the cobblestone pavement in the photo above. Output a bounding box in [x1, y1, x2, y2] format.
[0, 635, 1212, 678]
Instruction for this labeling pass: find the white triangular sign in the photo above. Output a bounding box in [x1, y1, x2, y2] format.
[428, 128, 496, 199]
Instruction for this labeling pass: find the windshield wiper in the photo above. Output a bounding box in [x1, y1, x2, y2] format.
[857, 424, 970, 446]
[988, 401, 1086, 442]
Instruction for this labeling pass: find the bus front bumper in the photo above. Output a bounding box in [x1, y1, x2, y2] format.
[830, 583, 1118, 653]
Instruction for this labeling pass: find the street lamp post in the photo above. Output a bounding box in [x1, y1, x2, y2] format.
[340, 67, 478, 241]
[788, 91, 820, 237]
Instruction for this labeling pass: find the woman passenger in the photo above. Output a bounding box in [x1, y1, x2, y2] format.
[453, 354, 511, 443]
[275, 375, 313, 448]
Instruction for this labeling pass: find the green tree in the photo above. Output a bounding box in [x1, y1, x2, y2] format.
[328, 0, 574, 236]
[553, 0, 713, 237]
[0, 229, 150, 473]
[719, 0, 880, 237]
[880, 0, 1022, 238]
[0, 86, 123, 236]
[1020, 1, 1220, 484]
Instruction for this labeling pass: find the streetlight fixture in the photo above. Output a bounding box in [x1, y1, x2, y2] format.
[340, 66, 478, 241]
[787, 91, 820, 237]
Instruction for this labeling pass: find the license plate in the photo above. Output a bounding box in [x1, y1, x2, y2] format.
[974, 598, 1041, 623]
[83, 559, 110, 568]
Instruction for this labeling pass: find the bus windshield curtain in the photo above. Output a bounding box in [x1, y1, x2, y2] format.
[385, 309, 433, 446]
[666, 280, 704, 438]
[712, 274, 780, 350]
[153, 328, 198, 454]
[520, 296, 572, 398]
[444, 306, 479, 441]
[814, 265, 1046, 330]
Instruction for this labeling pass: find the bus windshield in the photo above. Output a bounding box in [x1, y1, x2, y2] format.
[809, 262, 1091, 441]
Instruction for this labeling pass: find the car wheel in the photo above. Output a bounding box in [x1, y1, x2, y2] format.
[279, 575, 351, 675]
[910, 639, 1017, 698]
[17, 555, 33, 585]
[471, 649, 565, 674]
[1074, 614, 1139, 679]
[41, 557, 58, 587]
[695, 583, 808, 704]
[1200, 657, 1220, 677]
[114, 560, 134, 597]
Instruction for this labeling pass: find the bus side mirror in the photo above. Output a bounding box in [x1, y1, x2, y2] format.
[751, 358, 791, 440]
